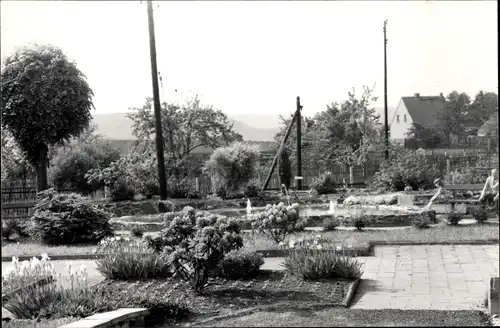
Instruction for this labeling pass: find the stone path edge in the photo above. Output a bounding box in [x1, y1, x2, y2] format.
[3, 239, 498, 262]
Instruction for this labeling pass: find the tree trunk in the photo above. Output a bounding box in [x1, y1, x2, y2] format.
[36, 145, 49, 192]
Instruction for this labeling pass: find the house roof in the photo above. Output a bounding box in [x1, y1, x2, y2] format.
[401, 95, 446, 127]
[477, 112, 498, 137]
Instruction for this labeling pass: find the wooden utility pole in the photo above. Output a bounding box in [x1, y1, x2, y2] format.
[146, 0, 168, 199]
[296, 96, 303, 190]
[383, 19, 389, 160]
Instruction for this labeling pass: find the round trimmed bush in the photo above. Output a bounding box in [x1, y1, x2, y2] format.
[219, 249, 264, 280]
[323, 216, 340, 231]
[30, 189, 113, 245]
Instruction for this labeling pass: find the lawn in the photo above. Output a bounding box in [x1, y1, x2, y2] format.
[188, 307, 492, 327]
[1, 223, 498, 258]
[2, 317, 77, 328]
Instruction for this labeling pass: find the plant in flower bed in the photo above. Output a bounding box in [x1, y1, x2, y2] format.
[145, 206, 245, 293]
[339, 213, 373, 231]
[281, 235, 364, 280]
[218, 248, 264, 280]
[445, 209, 465, 226]
[30, 188, 113, 245]
[95, 235, 171, 280]
[251, 202, 307, 243]
[322, 216, 340, 232]
[469, 206, 489, 224]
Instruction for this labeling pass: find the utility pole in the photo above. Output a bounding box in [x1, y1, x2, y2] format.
[296, 96, 303, 190]
[383, 19, 390, 161]
[146, 0, 168, 200]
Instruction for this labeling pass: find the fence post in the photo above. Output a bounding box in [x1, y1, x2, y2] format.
[446, 158, 450, 177]
[349, 166, 354, 185]
[195, 177, 200, 192]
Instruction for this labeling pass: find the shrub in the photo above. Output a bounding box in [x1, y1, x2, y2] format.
[2, 218, 30, 242]
[446, 168, 489, 185]
[131, 226, 145, 238]
[244, 179, 260, 198]
[278, 147, 292, 191]
[323, 216, 340, 231]
[340, 214, 370, 231]
[369, 150, 440, 191]
[469, 206, 489, 224]
[109, 177, 136, 201]
[445, 210, 464, 226]
[281, 235, 363, 280]
[252, 202, 307, 243]
[95, 236, 171, 280]
[51, 139, 120, 195]
[203, 142, 260, 199]
[30, 189, 113, 245]
[218, 249, 264, 280]
[343, 194, 398, 206]
[310, 171, 336, 195]
[410, 213, 431, 229]
[167, 176, 200, 199]
[164, 212, 244, 293]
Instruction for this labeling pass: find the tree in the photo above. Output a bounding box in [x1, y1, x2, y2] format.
[274, 86, 382, 169]
[50, 134, 121, 194]
[1, 44, 94, 191]
[406, 123, 444, 149]
[1, 128, 35, 185]
[128, 94, 242, 178]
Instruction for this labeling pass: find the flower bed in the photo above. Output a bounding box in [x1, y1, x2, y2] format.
[90, 271, 356, 322]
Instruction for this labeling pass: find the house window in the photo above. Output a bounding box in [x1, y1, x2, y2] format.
[404, 114, 407, 122]
[396, 115, 400, 123]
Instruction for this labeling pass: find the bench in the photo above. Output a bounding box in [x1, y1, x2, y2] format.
[445, 183, 492, 212]
[59, 308, 148, 328]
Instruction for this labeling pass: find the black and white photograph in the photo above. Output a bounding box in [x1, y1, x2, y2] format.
[1, 1, 498, 327]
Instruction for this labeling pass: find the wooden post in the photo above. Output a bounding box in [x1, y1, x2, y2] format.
[262, 104, 301, 191]
[296, 96, 303, 190]
[195, 177, 200, 192]
[349, 166, 354, 184]
[446, 158, 451, 177]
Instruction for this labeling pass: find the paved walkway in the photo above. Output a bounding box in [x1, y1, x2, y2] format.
[3, 245, 499, 313]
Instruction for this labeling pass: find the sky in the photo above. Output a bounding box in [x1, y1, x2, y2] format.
[1, 0, 498, 120]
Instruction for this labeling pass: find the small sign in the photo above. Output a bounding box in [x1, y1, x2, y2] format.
[294, 176, 303, 180]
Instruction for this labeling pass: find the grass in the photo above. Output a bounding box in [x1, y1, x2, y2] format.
[2, 317, 77, 328]
[1, 224, 498, 258]
[189, 307, 491, 327]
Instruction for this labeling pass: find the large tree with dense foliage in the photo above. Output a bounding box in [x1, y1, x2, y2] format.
[127, 94, 242, 178]
[273, 86, 383, 170]
[1, 44, 94, 191]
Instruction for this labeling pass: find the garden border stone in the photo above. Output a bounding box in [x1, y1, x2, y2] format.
[58, 308, 148, 328]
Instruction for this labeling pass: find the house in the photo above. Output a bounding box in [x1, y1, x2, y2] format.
[477, 112, 498, 137]
[389, 93, 446, 141]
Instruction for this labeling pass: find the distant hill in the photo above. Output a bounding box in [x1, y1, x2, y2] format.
[91, 113, 280, 142]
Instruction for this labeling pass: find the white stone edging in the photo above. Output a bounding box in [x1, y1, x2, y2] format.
[58, 308, 148, 328]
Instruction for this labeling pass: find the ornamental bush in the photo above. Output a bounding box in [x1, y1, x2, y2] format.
[203, 142, 260, 199]
[30, 189, 113, 245]
[251, 202, 308, 243]
[218, 248, 264, 280]
[310, 171, 336, 195]
[146, 206, 244, 293]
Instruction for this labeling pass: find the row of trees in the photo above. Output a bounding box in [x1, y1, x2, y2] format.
[407, 91, 498, 148]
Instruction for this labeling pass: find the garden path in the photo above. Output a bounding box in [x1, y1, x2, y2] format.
[2, 245, 498, 317]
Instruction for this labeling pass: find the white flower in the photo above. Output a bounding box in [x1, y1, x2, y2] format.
[289, 240, 296, 248]
[12, 256, 19, 263]
[79, 265, 87, 273]
[115, 236, 122, 241]
[347, 245, 353, 249]
[317, 244, 323, 250]
[279, 241, 285, 247]
[40, 253, 50, 261]
[316, 234, 321, 240]
[66, 262, 73, 272]
[92, 248, 97, 254]
[335, 245, 342, 251]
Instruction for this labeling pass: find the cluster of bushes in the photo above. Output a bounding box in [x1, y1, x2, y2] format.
[1, 189, 113, 245]
[369, 150, 440, 191]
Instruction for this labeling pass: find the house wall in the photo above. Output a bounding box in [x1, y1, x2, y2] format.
[390, 99, 413, 140]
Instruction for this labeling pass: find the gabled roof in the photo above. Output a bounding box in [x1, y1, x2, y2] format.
[477, 112, 498, 137]
[401, 95, 446, 127]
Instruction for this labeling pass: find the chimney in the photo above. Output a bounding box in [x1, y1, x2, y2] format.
[414, 93, 420, 100]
